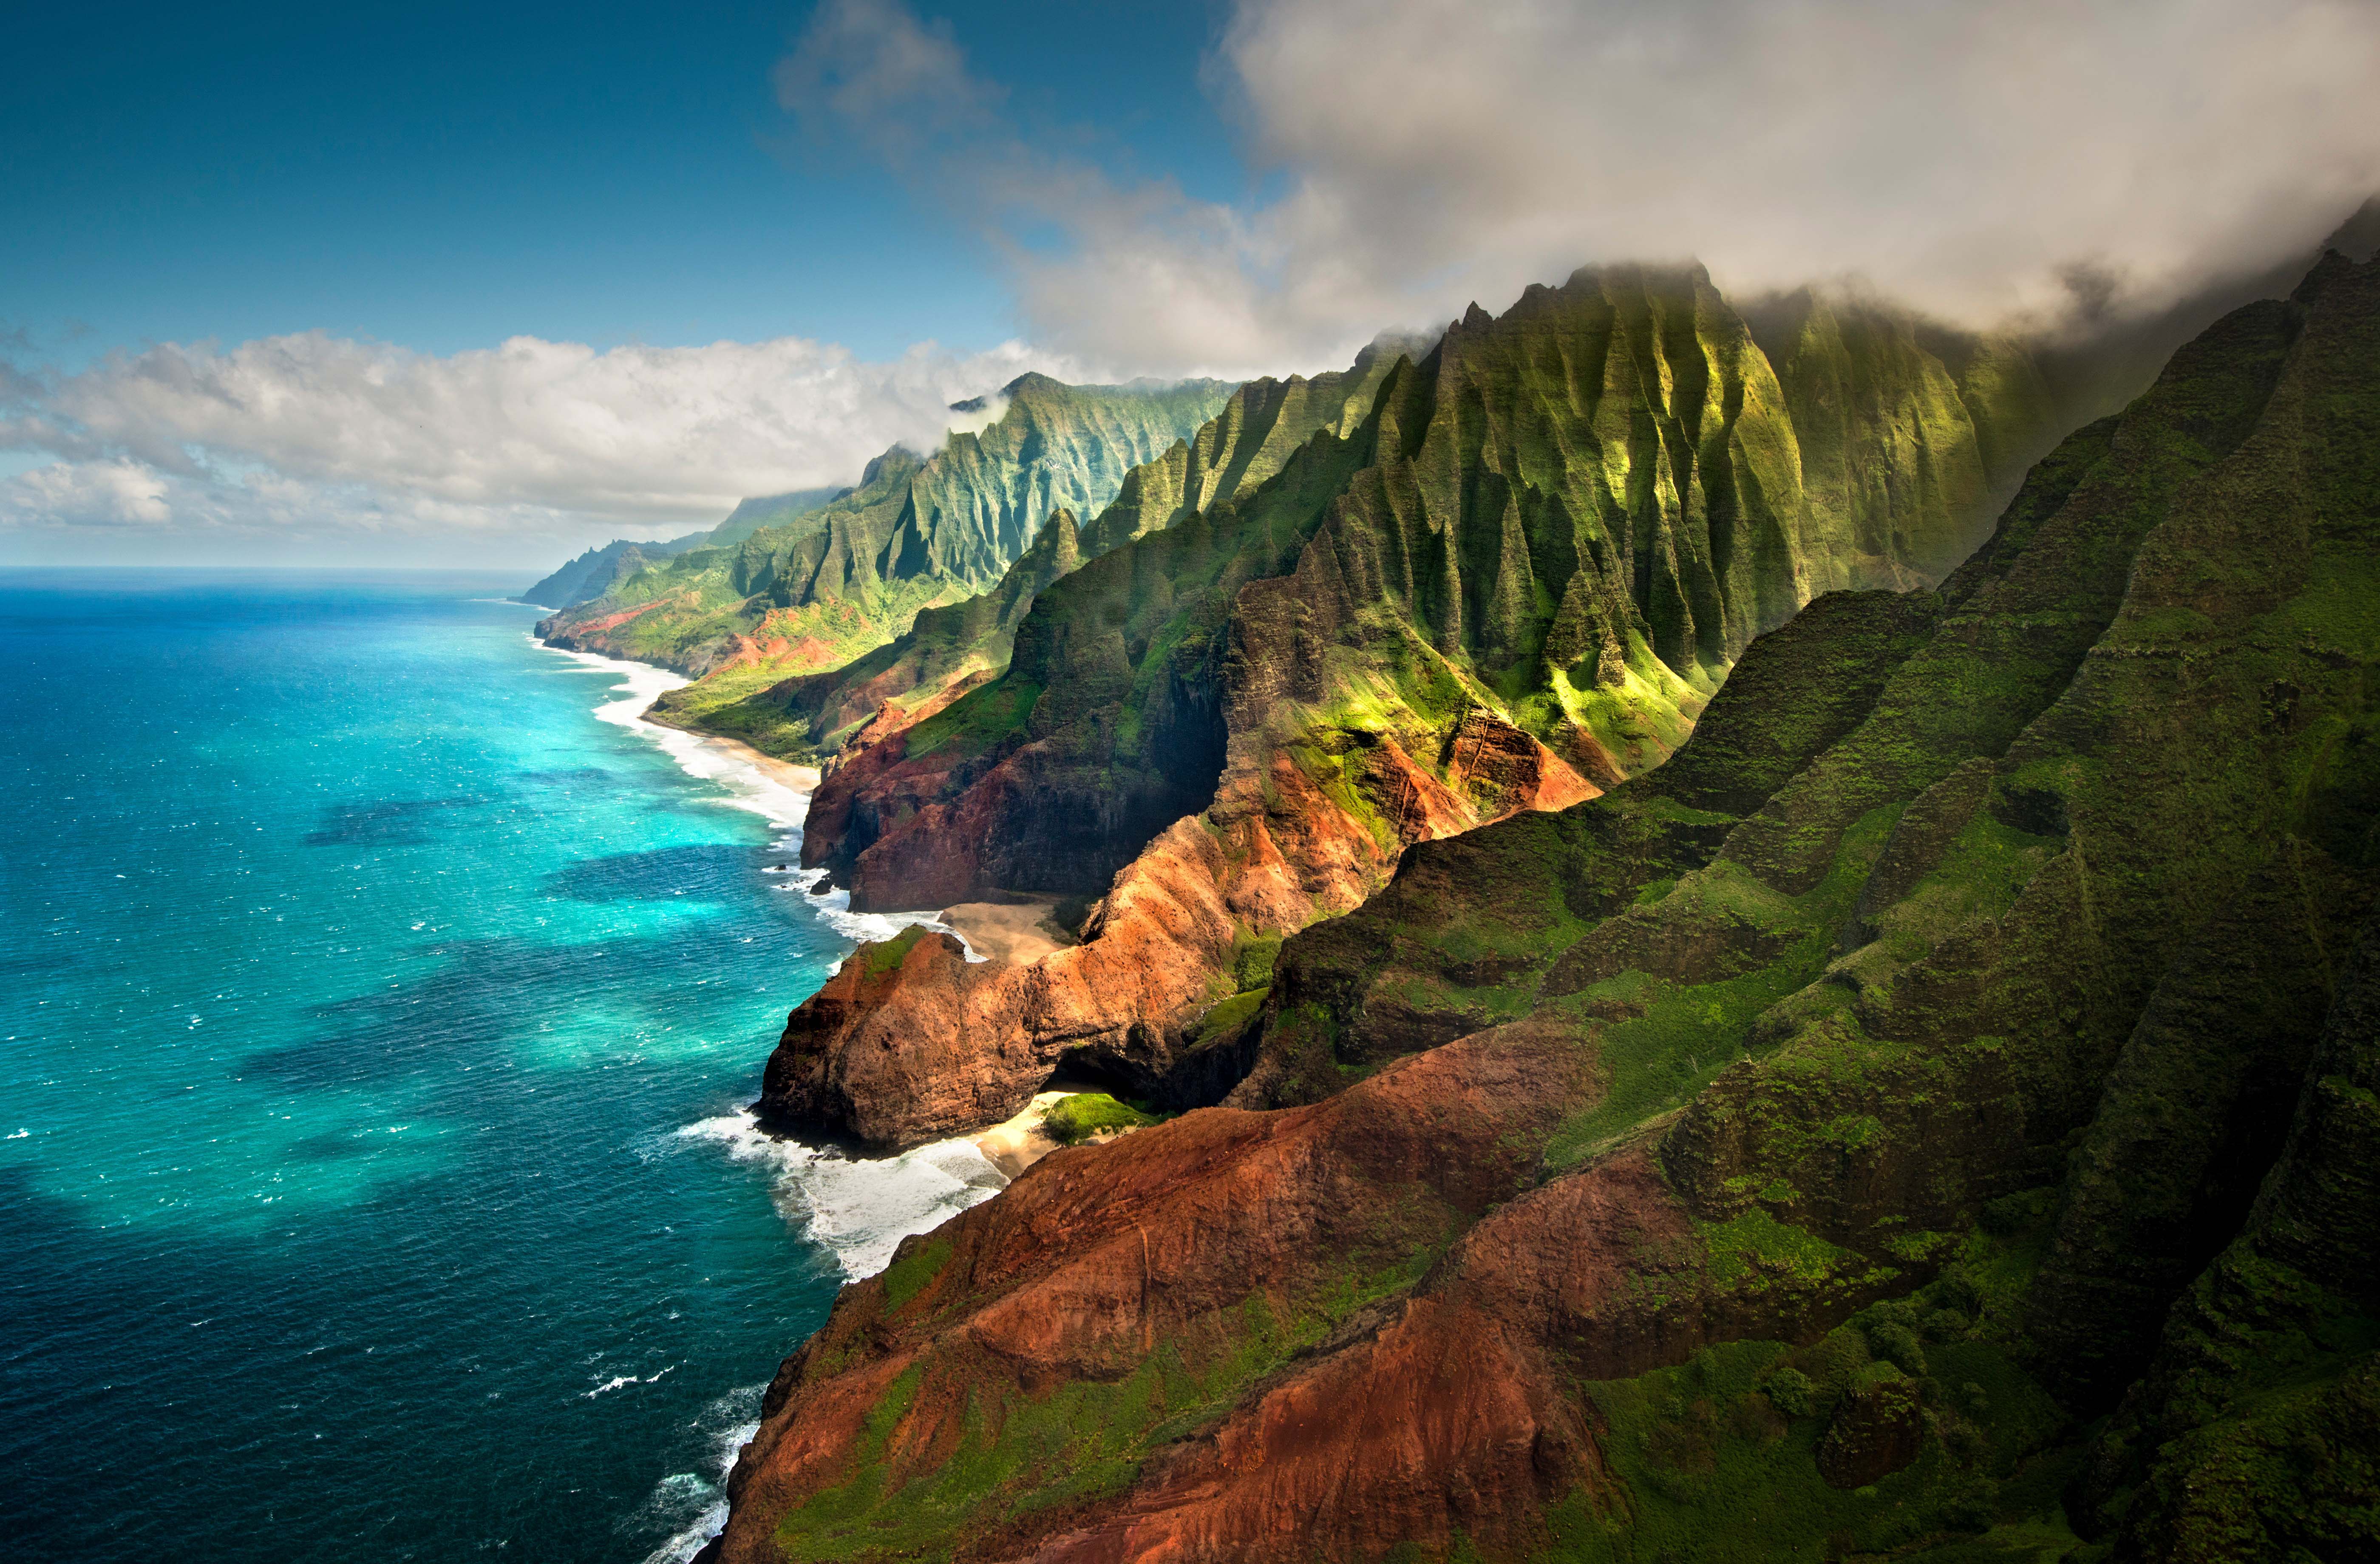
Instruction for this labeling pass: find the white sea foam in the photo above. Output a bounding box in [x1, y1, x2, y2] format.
[564, 633, 1013, 1559]
[537, 635, 983, 958]
[677, 1109, 1007, 1281]
[784, 872, 980, 962]
[631, 1384, 766, 1564]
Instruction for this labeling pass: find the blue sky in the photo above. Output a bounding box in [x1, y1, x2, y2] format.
[4, 0, 1237, 365]
[4, 0, 2374, 565]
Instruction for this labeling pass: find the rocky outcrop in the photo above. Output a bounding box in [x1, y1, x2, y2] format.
[712, 1032, 1607, 1564]
[707, 252, 2380, 1561]
[757, 819, 1244, 1148]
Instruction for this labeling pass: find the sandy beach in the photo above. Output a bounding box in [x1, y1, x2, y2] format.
[972, 1089, 1069, 1178]
[939, 897, 1075, 965]
[686, 731, 822, 795]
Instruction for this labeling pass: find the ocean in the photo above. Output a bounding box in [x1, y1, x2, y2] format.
[0, 570, 1003, 1561]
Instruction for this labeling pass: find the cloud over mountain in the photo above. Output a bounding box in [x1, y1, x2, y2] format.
[0, 331, 1064, 558]
[10, 0, 2375, 558]
[792, 0, 2380, 377]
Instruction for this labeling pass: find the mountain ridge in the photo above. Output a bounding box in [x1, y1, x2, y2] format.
[697, 247, 2380, 1564]
[532, 374, 1237, 709]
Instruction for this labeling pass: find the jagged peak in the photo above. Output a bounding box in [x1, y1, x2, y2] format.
[856, 445, 926, 488]
[2292, 244, 2366, 305]
[999, 369, 1069, 400]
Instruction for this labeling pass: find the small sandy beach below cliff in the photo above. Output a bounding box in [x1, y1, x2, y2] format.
[941, 897, 1075, 965]
[688, 733, 822, 795]
[973, 1090, 1069, 1177]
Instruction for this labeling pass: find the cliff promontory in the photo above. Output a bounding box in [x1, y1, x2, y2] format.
[766, 264, 2074, 1150]
[708, 250, 2380, 1562]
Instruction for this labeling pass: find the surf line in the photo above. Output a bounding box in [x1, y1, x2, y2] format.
[528, 635, 977, 956]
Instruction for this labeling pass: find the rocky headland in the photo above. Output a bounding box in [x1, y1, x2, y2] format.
[762, 264, 2078, 1151]
[697, 249, 2380, 1561]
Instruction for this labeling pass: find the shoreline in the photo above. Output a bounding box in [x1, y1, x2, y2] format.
[678, 728, 822, 796]
[531, 633, 819, 814]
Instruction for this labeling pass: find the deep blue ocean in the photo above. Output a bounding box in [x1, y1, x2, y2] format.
[0, 571, 1003, 1561]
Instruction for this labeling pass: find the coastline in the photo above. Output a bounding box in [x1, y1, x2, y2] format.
[533, 624, 1024, 1562]
[680, 728, 822, 797]
[532, 634, 818, 824]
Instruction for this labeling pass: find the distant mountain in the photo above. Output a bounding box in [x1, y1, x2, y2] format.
[659, 346, 1403, 757]
[703, 484, 850, 547]
[535, 371, 1237, 699]
[513, 533, 708, 609]
[516, 487, 852, 611]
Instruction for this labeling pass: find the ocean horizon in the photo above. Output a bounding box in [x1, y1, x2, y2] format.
[0, 569, 1003, 1561]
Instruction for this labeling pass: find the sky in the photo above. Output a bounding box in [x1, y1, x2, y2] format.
[6, 0, 2379, 567]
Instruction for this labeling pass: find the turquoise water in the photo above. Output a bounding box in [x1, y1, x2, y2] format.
[0, 571, 1001, 1561]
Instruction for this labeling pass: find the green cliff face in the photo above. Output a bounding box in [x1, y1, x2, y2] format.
[1244, 251, 2380, 1559]
[712, 251, 2380, 1564]
[805, 265, 2071, 910]
[532, 373, 1235, 680]
[675, 350, 1402, 755]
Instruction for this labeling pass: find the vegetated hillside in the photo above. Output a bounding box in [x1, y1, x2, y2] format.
[800, 264, 2066, 927]
[533, 373, 1234, 687]
[705, 484, 851, 548]
[516, 533, 707, 609]
[667, 347, 1403, 759]
[518, 487, 853, 609]
[702, 250, 2380, 1564]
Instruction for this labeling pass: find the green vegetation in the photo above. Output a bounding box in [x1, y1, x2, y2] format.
[1240, 257, 2380, 1558]
[725, 255, 2380, 1563]
[858, 925, 929, 978]
[1040, 1093, 1158, 1145]
[879, 1239, 950, 1312]
[776, 1264, 1440, 1562]
[800, 264, 2074, 913]
[537, 374, 1236, 714]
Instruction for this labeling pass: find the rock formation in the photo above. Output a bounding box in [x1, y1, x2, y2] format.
[765, 265, 2070, 1150]
[703, 249, 2380, 1561]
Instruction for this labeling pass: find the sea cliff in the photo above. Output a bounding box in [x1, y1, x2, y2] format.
[699, 250, 2380, 1561]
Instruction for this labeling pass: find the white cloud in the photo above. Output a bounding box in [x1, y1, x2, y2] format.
[11, 458, 173, 526]
[14, 0, 2374, 562]
[788, 0, 2380, 377]
[0, 330, 1075, 558]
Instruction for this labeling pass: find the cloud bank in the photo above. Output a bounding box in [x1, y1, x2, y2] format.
[789, 0, 2380, 377]
[13, 0, 2376, 559]
[0, 332, 1063, 561]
